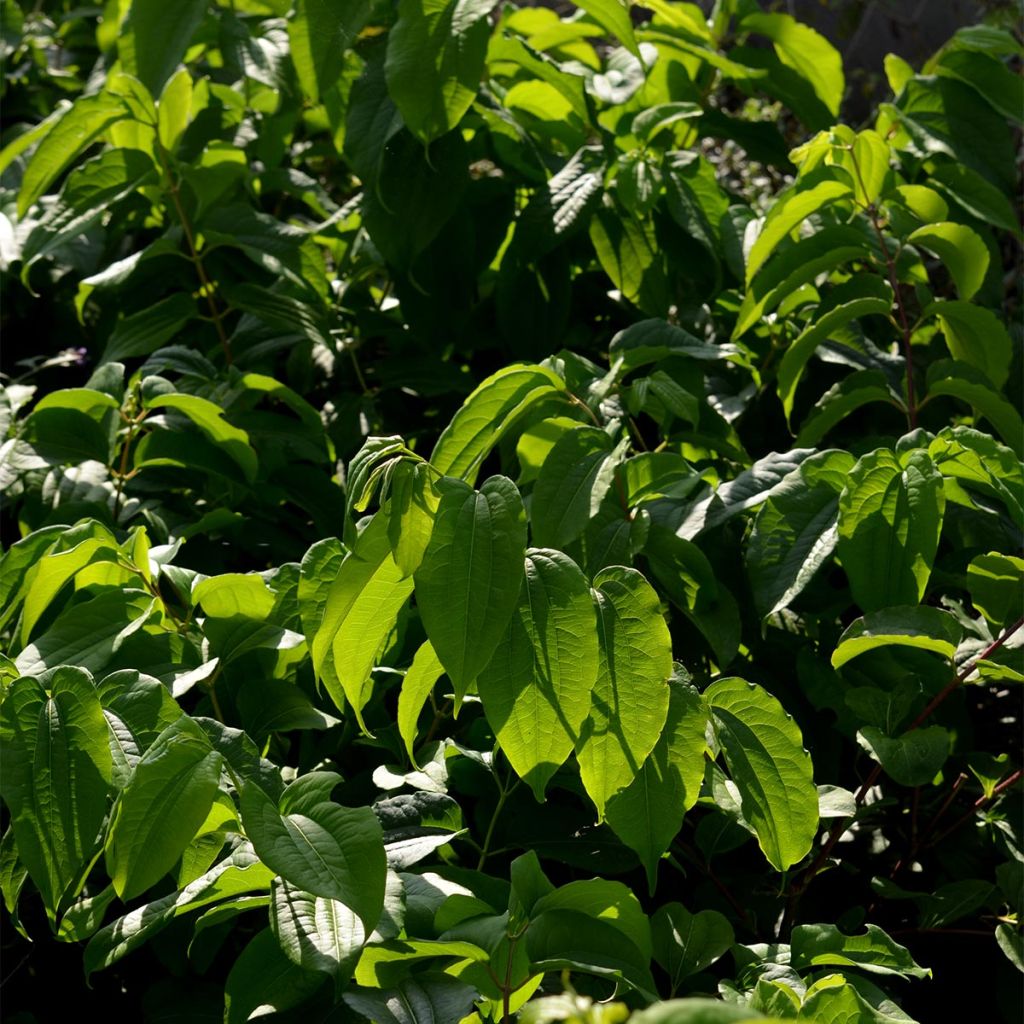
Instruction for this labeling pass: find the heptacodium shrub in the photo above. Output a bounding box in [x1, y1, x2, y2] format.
[0, 1, 1021, 1021]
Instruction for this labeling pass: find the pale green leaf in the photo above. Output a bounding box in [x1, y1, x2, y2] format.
[791, 923, 931, 979]
[837, 449, 944, 613]
[576, 566, 673, 819]
[477, 549, 598, 801]
[605, 677, 707, 892]
[706, 678, 818, 872]
[832, 606, 963, 669]
[746, 182, 852, 284]
[414, 476, 527, 704]
[909, 222, 989, 300]
[430, 364, 565, 483]
[397, 640, 446, 766]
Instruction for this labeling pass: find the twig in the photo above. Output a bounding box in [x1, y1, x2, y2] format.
[788, 617, 1024, 905]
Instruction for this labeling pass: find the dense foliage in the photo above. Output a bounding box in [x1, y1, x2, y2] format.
[1, 1, 1021, 1021]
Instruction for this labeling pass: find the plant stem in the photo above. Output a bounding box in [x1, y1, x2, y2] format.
[477, 767, 517, 871]
[154, 140, 233, 365]
[788, 617, 1024, 904]
[845, 144, 917, 429]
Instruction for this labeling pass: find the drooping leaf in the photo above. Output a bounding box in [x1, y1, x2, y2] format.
[705, 678, 818, 872]
[120, 0, 207, 96]
[397, 641, 446, 766]
[924, 299, 1013, 390]
[908, 222, 989, 300]
[925, 360, 1023, 457]
[344, 976, 479, 1024]
[105, 716, 223, 901]
[837, 449, 945, 613]
[0, 668, 112, 913]
[429, 364, 565, 483]
[477, 550, 599, 801]
[224, 928, 325, 1024]
[240, 771, 386, 932]
[745, 181, 852, 284]
[746, 450, 854, 618]
[385, 0, 498, 144]
[857, 726, 950, 787]
[968, 552, 1024, 628]
[289, 0, 368, 102]
[777, 275, 893, 424]
[652, 903, 734, 990]
[270, 877, 365, 985]
[17, 93, 129, 218]
[530, 427, 624, 549]
[414, 476, 527, 704]
[832, 606, 962, 670]
[605, 678, 708, 892]
[576, 566, 673, 820]
[791, 923, 931, 979]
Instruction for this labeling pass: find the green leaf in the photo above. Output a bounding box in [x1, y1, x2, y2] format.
[106, 716, 222, 900]
[15, 588, 155, 678]
[414, 476, 527, 704]
[477, 550, 599, 802]
[321, 531, 412, 729]
[605, 677, 708, 892]
[746, 181, 852, 284]
[929, 162, 1021, 235]
[733, 226, 872, 340]
[17, 93, 129, 218]
[288, 0, 368, 102]
[157, 67, 192, 151]
[397, 641, 446, 766]
[741, 12, 844, 116]
[924, 299, 1012, 392]
[430, 364, 566, 483]
[746, 450, 854, 618]
[590, 204, 666, 313]
[120, 0, 207, 96]
[925, 360, 1023, 457]
[629, 1000, 777, 1023]
[270, 877, 364, 985]
[99, 292, 196, 364]
[576, 566, 673, 820]
[21, 148, 157, 273]
[194, 573, 275, 620]
[705, 678, 818, 872]
[19, 529, 121, 645]
[777, 275, 893, 424]
[857, 726, 950, 787]
[533, 878, 651, 956]
[84, 844, 274, 977]
[576, 0, 640, 59]
[791, 923, 931, 979]
[0, 525, 66, 632]
[526, 909, 657, 999]
[224, 928, 325, 1024]
[311, 513, 398, 726]
[385, 0, 497, 144]
[968, 552, 1024, 628]
[388, 461, 439, 578]
[837, 449, 945, 613]
[146, 393, 258, 483]
[530, 426, 623, 549]
[298, 537, 347, 639]
[344, 977, 479, 1024]
[996, 924, 1024, 973]
[795, 370, 901, 448]
[651, 903, 734, 989]
[240, 771, 386, 932]
[610, 319, 730, 372]
[0, 668, 112, 913]
[832, 606, 963, 670]
[908, 222, 989, 301]
[796, 974, 906, 1023]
